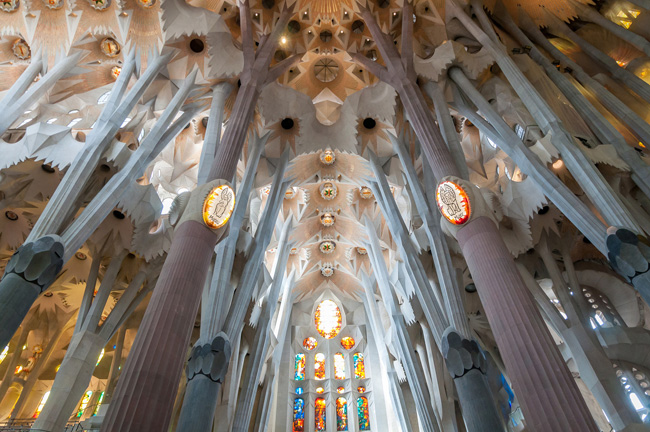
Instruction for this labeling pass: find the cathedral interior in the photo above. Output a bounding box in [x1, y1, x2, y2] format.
[2, 0, 650, 430]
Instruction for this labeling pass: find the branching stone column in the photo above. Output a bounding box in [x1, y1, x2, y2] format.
[441, 329, 503, 432]
[175, 333, 232, 432]
[544, 10, 650, 104]
[491, 5, 650, 198]
[351, 3, 599, 427]
[0, 236, 64, 348]
[101, 3, 297, 430]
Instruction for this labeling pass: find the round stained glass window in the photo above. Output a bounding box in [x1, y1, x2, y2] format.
[315, 300, 342, 339]
[296, 387, 304, 395]
[303, 337, 317, 351]
[357, 386, 366, 393]
[340, 336, 355, 350]
[337, 386, 345, 394]
[316, 387, 324, 394]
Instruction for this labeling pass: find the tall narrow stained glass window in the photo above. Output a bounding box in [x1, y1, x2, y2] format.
[295, 353, 306, 381]
[357, 396, 370, 430]
[353, 353, 365, 379]
[315, 397, 327, 431]
[336, 397, 348, 431]
[315, 352, 326, 380]
[315, 300, 342, 339]
[293, 397, 305, 432]
[334, 352, 346, 379]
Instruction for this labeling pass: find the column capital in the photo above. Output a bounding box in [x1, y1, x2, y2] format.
[186, 333, 232, 384]
[441, 328, 487, 378]
[4, 235, 64, 293]
[606, 226, 650, 283]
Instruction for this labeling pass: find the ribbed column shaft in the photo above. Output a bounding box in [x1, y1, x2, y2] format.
[457, 217, 598, 432]
[101, 221, 217, 432]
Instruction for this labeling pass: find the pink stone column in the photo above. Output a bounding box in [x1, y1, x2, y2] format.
[456, 216, 598, 431]
[101, 220, 217, 432]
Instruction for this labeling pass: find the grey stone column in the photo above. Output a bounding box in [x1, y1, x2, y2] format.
[175, 334, 231, 432]
[545, 12, 650, 104]
[0, 236, 64, 348]
[441, 329, 504, 432]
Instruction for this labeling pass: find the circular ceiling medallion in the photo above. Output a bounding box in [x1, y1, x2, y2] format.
[436, 180, 471, 225]
[202, 184, 235, 229]
[359, 186, 373, 200]
[319, 240, 335, 254]
[314, 58, 339, 83]
[42, 0, 62, 9]
[110, 66, 121, 80]
[290, 247, 298, 255]
[320, 182, 337, 201]
[284, 187, 296, 200]
[320, 212, 335, 227]
[320, 264, 334, 277]
[320, 148, 335, 165]
[136, 0, 155, 8]
[1, 0, 19, 13]
[88, 0, 110, 10]
[356, 247, 367, 255]
[100, 37, 121, 58]
[12, 39, 30, 60]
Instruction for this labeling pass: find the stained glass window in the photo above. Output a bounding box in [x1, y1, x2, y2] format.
[334, 353, 346, 379]
[33, 391, 50, 418]
[296, 387, 304, 395]
[357, 386, 366, 393]
[336, 397, 348, 431]
[293, 398, 305, 432]
[315, 397, 327, 431]
[353, 353, 365, 379]
[77, 390, 93, 417]
[303, 337, 317, 351]
[315, 353, 326, 380]
[340, 336, 355, 350]
[357, 397, 370, 430]
[316, 387, 325, 394]
[295, 353, 306, 381]
[337, 386, 345, 394]
[92, 392, 104, 416]
[315, 300, 342, 339]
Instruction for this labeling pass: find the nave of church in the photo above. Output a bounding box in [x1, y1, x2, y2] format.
[2, 0, 650, 430]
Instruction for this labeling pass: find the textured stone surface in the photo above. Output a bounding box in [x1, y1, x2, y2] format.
[186, 333, 231, 383]
[441, 329, 487, 378]
[4, 235, 64, 292]
[607, 227, 650, 280]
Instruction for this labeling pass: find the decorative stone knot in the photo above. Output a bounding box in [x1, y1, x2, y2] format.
[4, 235, 64, 293]
[606, 227, 650, 283]
[186, 333, 231, 383]
[441, 329, 486, 378]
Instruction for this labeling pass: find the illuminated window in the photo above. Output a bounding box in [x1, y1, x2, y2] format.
[0, 346, 8, 364]
[315, 397, 327, 431]
[334, 353, 346, 380]
[295, 354, 306, 381]
[315, 353, 326, 380]
[296, 387, 304, 395]
[97, 91, 111, 105]
[315, 300, 342, 339]
[316, 387, 325, 394]
[353, 353, 365, 379]
[303, 337, 317, 351]
[340, 337, 355, 350]
[33, 391, 50, 418]
[514, 124, 525, 140]
[357, 397, 371, 430]
[293, 398, 305, 432]
[92, 392, 104, 416]
[357, 386, 366, 393]
[337, 386, 345, 393]
[96, 348, 105, 366]
[77, 391, 93, 417]
[336, 397, 348, 431]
